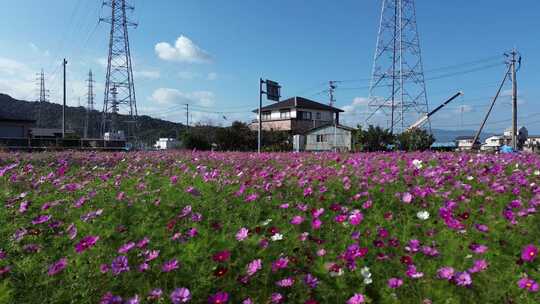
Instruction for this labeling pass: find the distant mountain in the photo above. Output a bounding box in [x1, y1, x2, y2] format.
[0, 93, 185, 144]
[431, 128, 494, 143]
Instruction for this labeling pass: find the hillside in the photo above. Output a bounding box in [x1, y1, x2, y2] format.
[0, 93, 185, 144]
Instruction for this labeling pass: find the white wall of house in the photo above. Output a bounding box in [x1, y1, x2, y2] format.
[155, 138, 180, 150]
[257, 109, 334, 122]
[304, 126, 352, 151]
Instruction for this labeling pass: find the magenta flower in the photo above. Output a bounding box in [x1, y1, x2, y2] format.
[348, 210, 364, 226]
[236, 228, 249, 241]
[111, 255, 130, 275]
[66, 223, 77, 240]
[148, 289, 163, 300]
[136, 237, 150, 249]
[290, 216, 304, 225]
[162, 259, 180, 272]
[402, 192, 413, 204]
[144, 250, 160, 262]
[270, 293, 284, 304]
[347, 293, 366, 304]
[521, 244, 538, 262]
[47, 257, 68, 276]
[518, 277, 539, 292]
[388, 277, 404, 289]
[468, 259, 489, 273]
[272, 257, 289, 272]
[311, 218, 322, 230]
[126, 295, 140, 304]
[75, 235, 99, 253]
[437, 267, 455, 280]
[170, 287, 191, 303]
[208, 291, 229, 304]
[454, 272, 472, 287]
[212, 250, 231, 263]
[170, 175, 178, 184]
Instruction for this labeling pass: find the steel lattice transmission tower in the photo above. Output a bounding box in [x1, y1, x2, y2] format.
[367, 0, 430, 134]
[35, 69, 49, 128]
[100, 0, 138, 140]
[84, 70, 95, 138]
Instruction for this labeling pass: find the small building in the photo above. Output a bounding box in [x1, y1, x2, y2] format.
[430, 142, 457, 151]
[295, 124, 354, 152]
[455, 136, 477, 151]
[250, 96, 344, 134]
[481, 135, 510, 152]
[154, 138, 181, 150]
[524, 135, 540, 153]
[0, 113, 35, 138]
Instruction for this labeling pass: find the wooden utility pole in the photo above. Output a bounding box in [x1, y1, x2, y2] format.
[62, 59, 67, 138]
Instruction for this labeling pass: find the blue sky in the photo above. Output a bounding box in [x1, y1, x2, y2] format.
[0, 0, 539, 133]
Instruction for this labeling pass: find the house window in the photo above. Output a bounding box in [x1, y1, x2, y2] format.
[298, 111, 312, 120]
[316, 112, 321, 120]
[261, 111, 271, 121]
[316, 134, 327, 143]
[280, 109, 290, 119]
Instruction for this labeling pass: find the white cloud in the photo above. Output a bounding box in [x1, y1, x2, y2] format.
[149, 88, 215, 108]
[177, 71, 199, 80]
[155, 36, 211, 63]
[96, 57, 108, 68]
[0, 57, 36, 100]
[342, 97, 370, 115]
[207, 72, 218, 81]
[29, 43, 50, 57]
[135, 70, 160, 79]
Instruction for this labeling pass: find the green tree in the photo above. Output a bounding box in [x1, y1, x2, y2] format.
[353, 125, 394, 152]
[396, 128, 435, 151]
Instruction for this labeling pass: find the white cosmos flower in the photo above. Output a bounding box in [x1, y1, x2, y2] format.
[271, 233, 283, 241]
[360, 267, 371, 278]
[534, 170, 540, 176]
[261, 219, 272, 226]
[412, 159, 423, 169]
[416, 211, 430, 220]
[363, 277, 373, 285]
[466, 176, 474, 181]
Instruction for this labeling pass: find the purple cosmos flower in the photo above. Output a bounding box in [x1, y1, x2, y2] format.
[276, 277, 295, 287]
[348, 210, 364, 226]
[162, 259, 180, 272]
[148, 289, 163, 300]
[271, 257, 289, 272]
[125, 295, 140, 304]
[518, 277, 539, 292]
[136, 237, 150, 248]
[100, 264, 109, 274]
[208, 291, 229, 304]
[47, 257, 67, 276]
[388, 277, 404, 289]
[111, 255, 130, 275]
[347, 293, 366, 304]
[304, 273, 319, 289]
[521, 244, 538, 262]
[170, 287, 191, 303]
[100, 292, 123, 304]
[290, 216, 304, 225]
[75, 235, 99, 253]
[32, 214, 51, 225]
[0, 249, 6, 260]
[468, 259, 489, 273]
[454, 272, 472, 287]
[66, 223, 77, 240]
[270, 293, 284, 304]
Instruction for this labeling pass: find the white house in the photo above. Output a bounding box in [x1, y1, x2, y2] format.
[154, 138, 180, 150]
[455, 136, 476, 151]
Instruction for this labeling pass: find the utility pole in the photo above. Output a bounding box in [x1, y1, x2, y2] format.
[258, 78, 263, 153]
[510, 49, 518, 150]
[329, 81, 338, 152]
[185, 104, 189, 128]
[62, 59, 67, 138]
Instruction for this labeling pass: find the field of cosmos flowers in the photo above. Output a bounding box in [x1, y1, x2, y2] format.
[1, 151, 540, 304]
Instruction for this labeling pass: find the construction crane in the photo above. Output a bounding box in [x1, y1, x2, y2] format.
[406, 91, 463, 132]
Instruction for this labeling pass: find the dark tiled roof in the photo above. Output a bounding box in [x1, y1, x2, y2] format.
[253, 96, 344, 113]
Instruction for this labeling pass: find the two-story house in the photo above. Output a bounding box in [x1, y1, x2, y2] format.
[250, 96, 344, 134]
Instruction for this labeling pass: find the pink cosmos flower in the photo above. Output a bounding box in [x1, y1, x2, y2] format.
[111, 256, 130, 276]
[208, 291, 229, 304]
[521, 244, 538, 262]
[270, 293, 284, 304]
[170, 287, 191, 303]
[402, 192, 413, 204]
[136, 237, 150, 249]
[47, 257, 68, 276]
[236, 228, 249, 241]
[311, 218, 322, 230]
[144, 250, 160, 262]
[66, 223, 77, 240]
[75, 235, 99, 253]
[468, 259, 488, 273]
[518, 277, 539, 292]
[348, 210, 364, 226]
[212, 250, 231, 263]
[148, 289, 163, 300]
[406, 264, 424, 279]
[170, 175, 178, 184]
[162, 259, 180, 272]
[437, 267, 455, 280]
[247, 259, 262, 276]
[388, 277, 404, 289]
[454, 272, 472, 287]
[32, 214, 51, 225]
[347, 293, 366, 304]
[276, 277, 295, 288]
[272, 257, 289, 272]
[118, 241, 136, 254]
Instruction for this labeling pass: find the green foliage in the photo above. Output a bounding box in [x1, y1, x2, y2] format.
[353, 125, 395, 152]
[396, 128, 435, 151]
